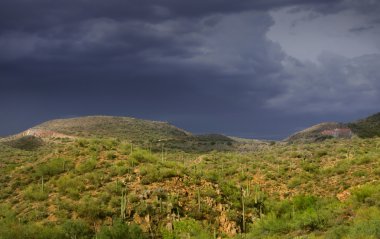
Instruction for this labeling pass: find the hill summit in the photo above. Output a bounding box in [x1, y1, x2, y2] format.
[6, 116, 242, 152]
[286, 112, 380, 142]
[348, 112, 380, 138]
[29, 116, 190, 142]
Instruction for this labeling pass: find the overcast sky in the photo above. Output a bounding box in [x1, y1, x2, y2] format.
[1, 0, 379, 139]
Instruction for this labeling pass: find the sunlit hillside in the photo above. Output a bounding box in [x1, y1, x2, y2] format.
[1, 114, 380, 238]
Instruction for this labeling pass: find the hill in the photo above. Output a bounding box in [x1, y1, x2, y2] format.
[31, 116, 191, 142]
[286, 112, 380, 142]
[4, 116, 261, 152]
[285, 122, 348, 142]
[348, 112, 380, 138]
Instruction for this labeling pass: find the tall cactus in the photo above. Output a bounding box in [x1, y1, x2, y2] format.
[197, 188, 201, 213]
[41, 176, 44, 193]
[254, 185, 264, 217]
[241, 186, 245, 233]
[120, 189, 127, 220]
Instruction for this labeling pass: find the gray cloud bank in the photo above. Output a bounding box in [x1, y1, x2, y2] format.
[0, 0, 379, 139]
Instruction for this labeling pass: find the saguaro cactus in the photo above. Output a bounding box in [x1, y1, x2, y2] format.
[197, 188, 201, 213]
[120, 190, 127, 220]
[241, 186, 245, 233]
[41, 176, 44, 193]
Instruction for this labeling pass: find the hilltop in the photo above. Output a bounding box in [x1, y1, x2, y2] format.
[5, 112, 380, 147]
[286, 112, 380, 142]
[3, 116, 265, 152]
[348, 112, 380, 138]
[30, 116, 190, 142]
[286, 122, 345, 142]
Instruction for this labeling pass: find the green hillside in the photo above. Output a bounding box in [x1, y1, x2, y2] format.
[22, 116, 239, 152]
[1, 114, 380, 238]
[348, 112, 380, 138]
[286, 122, 343, 142]
[1, 132, 380, 238]
[33, 116, 190, 142]
[286, 112, 380, 142]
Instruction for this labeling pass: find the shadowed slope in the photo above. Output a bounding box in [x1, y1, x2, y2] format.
[348, 112, 380, 138]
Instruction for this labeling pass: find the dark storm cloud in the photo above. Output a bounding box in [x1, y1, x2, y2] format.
[0, 7, 284, 105]
[0, 0, 378, 139]
[349, 26, 375, 33]
[0, 0, 344, 31]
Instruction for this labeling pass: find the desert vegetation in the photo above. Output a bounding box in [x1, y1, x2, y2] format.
[1, 133, 380, 238]
[1, 114, 380, 238]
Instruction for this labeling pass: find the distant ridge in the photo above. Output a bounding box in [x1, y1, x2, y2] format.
[3, 115, 261, 152]
[3, 112, 379, 148]
[286, 111, 380, 142]
[285, 122, 347, 142]
[30, 116, 190, 142]
[348, 112, 380, 138]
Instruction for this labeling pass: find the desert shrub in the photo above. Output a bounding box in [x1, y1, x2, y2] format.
[76, 158, 97, 174]
[24, 183, 48, 201]
[35, 158, 73, 177]
[250, 195, 336, 237]
[56, 198, 76, 213]
[105, 181, 124, 196]
[293, 195, 318, 210]
[293, 207, 328, 231]
[161, 218, 211, 239]
[119, 143, 132, 155]
[351, 184, 380, 206]
[287, 177, 303, 189]
[128, 193, 139, 204]
[316, 150, 328, 158]
[110, 164, 129, 176]
[140, 165, 179, 185]
[330, 161, 350, 175]
[130, 149, 157, 164]
[344, 207, 380, 238]
[102, 139, 119, 150]
[85, 172, 103, 188]
[62, 219, 93, 239]
[372, 165, 380, 176]
[353, 170, 368, 177]
[0, 222, 65, 239]
[77, 139, 90, 148]
[289, 151, 303, 159]
[249, 212, 291, 236]
[219, 182, 241, 208]
[106, 151, 117, 160]
[56, 174, 85, 199]
[0, 203, 16, 222]
[200, 187, 218, 198]
[97, 220, 146, 239]
[98, 192, 111, 205]
[0, 187, 13, 200]
[301, 162, 319, 173]
[77, 195, 109, 220]
[352, 153, 375, 165]
[325, 225, 350, 239]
